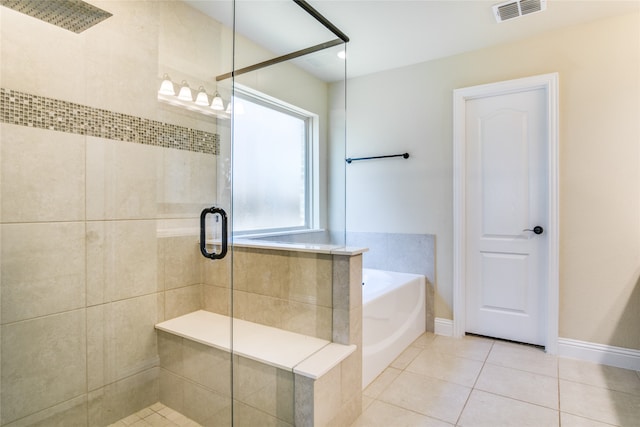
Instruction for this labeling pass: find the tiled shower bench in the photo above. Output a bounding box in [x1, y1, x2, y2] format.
[155, 310, 356, 426]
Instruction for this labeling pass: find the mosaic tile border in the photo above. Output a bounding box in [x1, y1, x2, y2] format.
[0, 88, 219, 155]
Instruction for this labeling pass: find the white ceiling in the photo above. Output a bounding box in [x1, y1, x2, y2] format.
[187, 0, 640, 82]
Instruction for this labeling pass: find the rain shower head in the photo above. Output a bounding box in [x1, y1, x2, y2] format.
[0, 0, 112, 33]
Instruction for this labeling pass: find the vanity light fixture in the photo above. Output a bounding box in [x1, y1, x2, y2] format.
[157, 75, 229, 118]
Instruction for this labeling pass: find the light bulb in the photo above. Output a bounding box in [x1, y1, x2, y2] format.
[211, 92, 224, 111]
[225, 99, 244, 115]
[195, 87, 209, 106]
[177, 81, 193, 101]
[158, 74, 175, 96]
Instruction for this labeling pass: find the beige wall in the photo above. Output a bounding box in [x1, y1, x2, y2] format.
[345, 12, 640, 349]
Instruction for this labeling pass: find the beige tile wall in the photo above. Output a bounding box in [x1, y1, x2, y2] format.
[86, 138, 162, 221]
[203, 246, 335, 341]
[159, 329, 311, 426]
[87, 219, 160, 304]
[0, 125, 217, 426]
[332, 254, 363, 346]
[1, 126, 85, 222]
[312, 354, 363, 427]
[0, 2, 224, 423]
[293, 253, 364, 427]
[0, 122, 353, 424]
[1, 310, 87, 424]
[1, 222, 86, 323]
[0, 100, 218, 427]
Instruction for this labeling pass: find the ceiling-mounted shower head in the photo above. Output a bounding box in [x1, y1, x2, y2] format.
[0, 0, 112, 33]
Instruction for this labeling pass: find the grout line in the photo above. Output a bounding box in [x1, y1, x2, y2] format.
[558, 376, 640, 398]
[557, 358, 562, 426]
[482, 358, 559, 379]
[454, 380, 475, 426]
[476, 388, 561, 412]
[454, 340, 495, 426]
[482, 339, 495, 364]
[371, 399, 452, 425]
[84, 137, 90, 427]
[475, 341, 563, 415]
[371, 338, 464, 427]
[559, 408, 621, 427]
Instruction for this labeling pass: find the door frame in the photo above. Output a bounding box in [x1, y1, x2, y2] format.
[452, 73, 560, 353]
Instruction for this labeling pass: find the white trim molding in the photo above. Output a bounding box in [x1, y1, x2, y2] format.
[452, 73, 560, 353]
[558, 338, 640, 371]
[434, 318, 454, 337]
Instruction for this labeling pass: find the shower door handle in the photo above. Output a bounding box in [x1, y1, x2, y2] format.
[200, 206, 228, 260]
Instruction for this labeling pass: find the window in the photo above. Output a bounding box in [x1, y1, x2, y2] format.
[232, 86, 317, 234]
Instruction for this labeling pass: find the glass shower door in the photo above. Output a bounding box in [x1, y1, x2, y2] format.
[228, 1, 349, 425]
[154, 1, 235, 425]
[0, 0, 234, 425]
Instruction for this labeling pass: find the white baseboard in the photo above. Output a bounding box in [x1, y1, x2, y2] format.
[436, 324, 639, 371]
[434, 318, 453, 337]
[558, 337, 640, 371]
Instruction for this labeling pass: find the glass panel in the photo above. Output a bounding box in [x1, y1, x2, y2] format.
[0, 1, 233, 425]
[231, 5, 347, 245]
[228, 1, 348, 425]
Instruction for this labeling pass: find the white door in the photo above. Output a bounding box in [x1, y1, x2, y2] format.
[464, 88, 548, 346]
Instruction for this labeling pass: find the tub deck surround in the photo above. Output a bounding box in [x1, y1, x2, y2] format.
[200, 239, 367, 344]
[346, 232, 435, 333]
[205, 237, 369, 256]
[155, 310, 356, 377]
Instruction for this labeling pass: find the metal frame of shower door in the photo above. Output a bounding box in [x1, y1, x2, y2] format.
[293, 0, 349, 42]
[216, 0, 349, 81]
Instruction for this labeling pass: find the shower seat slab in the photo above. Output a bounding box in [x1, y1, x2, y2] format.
[155, 309, 356, 378]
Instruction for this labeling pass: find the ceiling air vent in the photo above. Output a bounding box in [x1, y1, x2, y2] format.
[493, 0, 547, 23]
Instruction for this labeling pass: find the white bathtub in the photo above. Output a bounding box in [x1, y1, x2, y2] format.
[362, 268, 426, 389]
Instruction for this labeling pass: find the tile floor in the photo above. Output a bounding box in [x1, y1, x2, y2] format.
[113, 333, 640, 427]
[109, 402, 201, 427]
[352, 333, 640, 427]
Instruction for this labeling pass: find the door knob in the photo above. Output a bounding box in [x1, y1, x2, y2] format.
[523, 226, 544, 235]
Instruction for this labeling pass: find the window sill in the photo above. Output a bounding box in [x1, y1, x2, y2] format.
[235, 228, 326, 240]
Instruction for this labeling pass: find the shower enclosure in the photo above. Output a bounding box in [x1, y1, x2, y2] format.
[0, 0, 354, 425]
